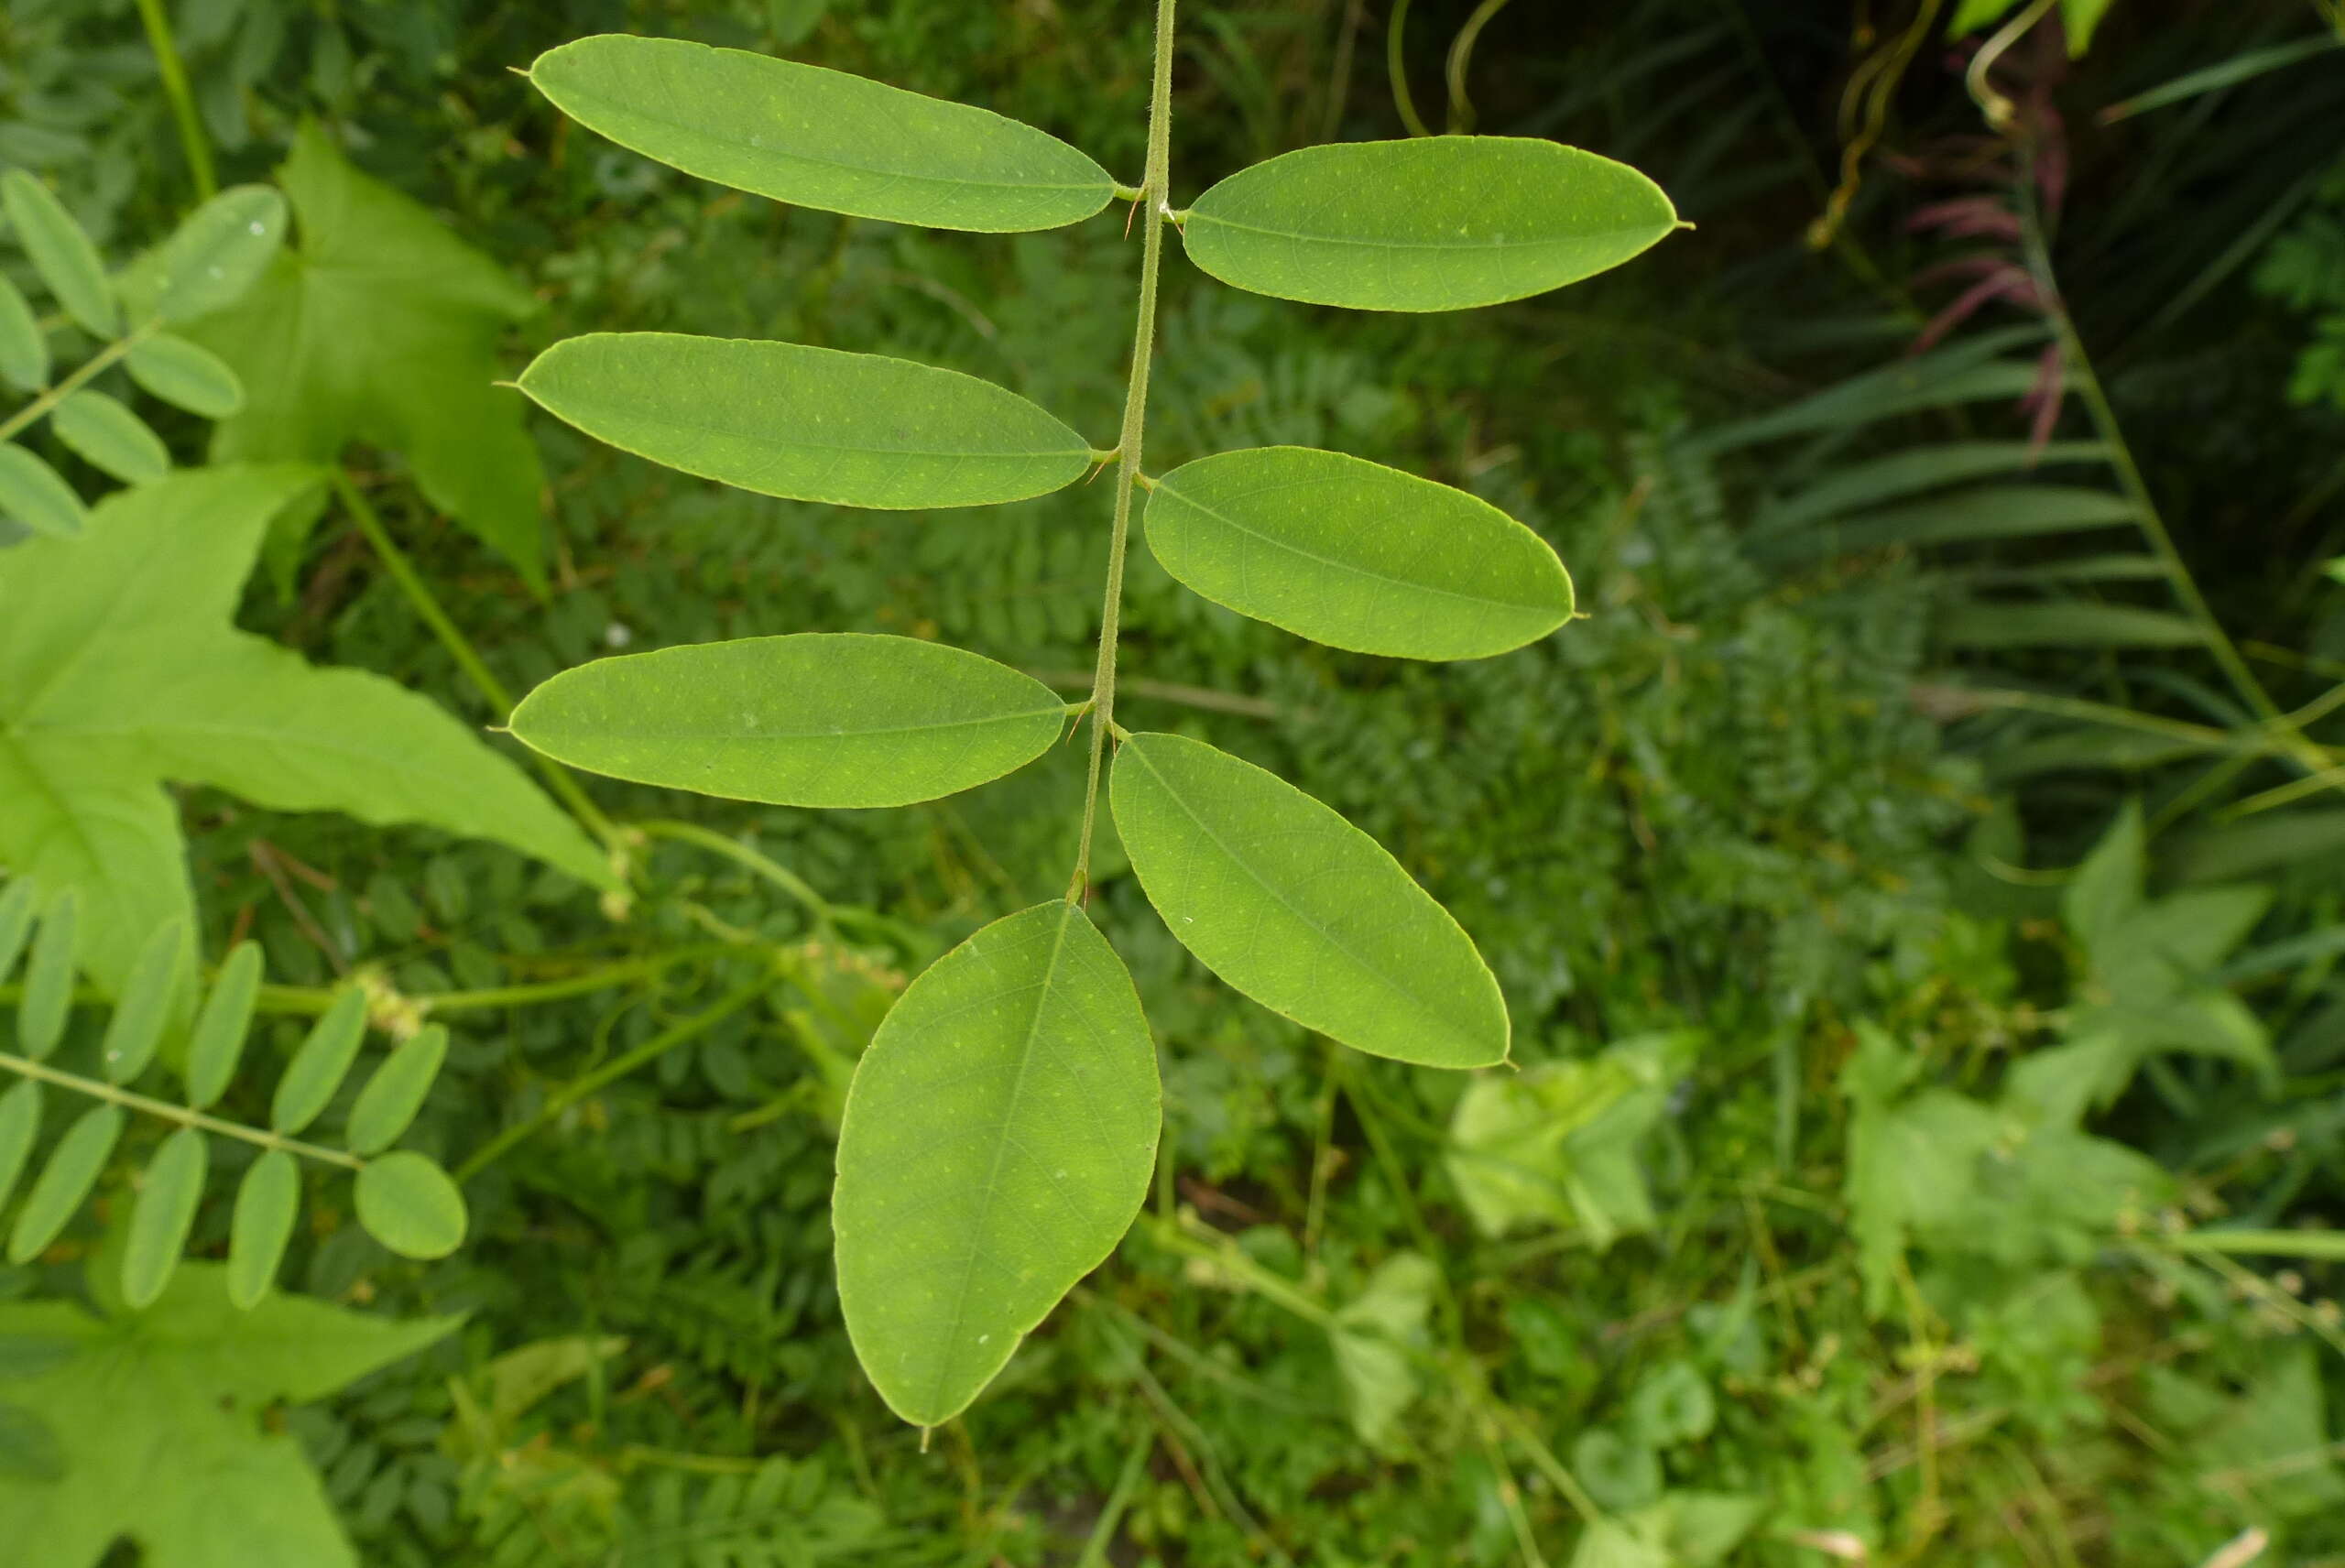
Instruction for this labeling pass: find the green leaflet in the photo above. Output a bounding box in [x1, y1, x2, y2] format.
[185, 941, 262, 1106]
[52, 391, 171, 485]
[1109, 733, 1509, 1069]
[1181, 137, 1677, 312]
[271, 987, 369, 1135]
[0, 466, 614, 1000]
[530, 36, 1115, 233]
[509, 633, 1067, 808]
[1144, 446, 1575, 659]
[115, 184, 288, 324]
[7, 1104, 123, 1262]
[344, 1025, 448, 1156]
[17, 892, 77, 1060]
[354, 1151, 468, 1260]
[125, 333, 244, 419]
[1, 172, 116, 337]
[517, 332, 1094, 510]
[98, 920, 185, 1083]
[0, 275, 47, 391]
[834, 900, 1160, 1427]
[0, 1082, 38, 1214]
[0, 442, 87, 539]
[227, 1149, 299, 1309]
[0, 881, 33, 978]
[121, 1127, 207, 1311]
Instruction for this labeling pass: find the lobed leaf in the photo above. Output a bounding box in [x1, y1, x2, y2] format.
[1, 172, 116, 337]
[0, 879, 35, 981]
[529, 35, 1115, 233]
[17, 892, 78, 1062]
[185, 940, 262, 1107]
[509, 633, 1067, 808]
[99, 920, 184, 1084]
[517, 332, 1094, 510]
[120, 1127, 207, 1311]
[115, 184, 288, 325]
[1109, 733, 1509, 1068]
[0, 443, 87, 539]
[1182, 137, 1677, 311]
[52, 391, 170, 486]
[125, 332, 244, 419]
[834, 900, 1160, 1427]
[226, 1149, 298, 1309]
[0, 276, 47, 391]
[0, 1083, 38, 1214]
[5, 1104, 123, 1262]
[344, 1025, 448, 1156]
[354, 1151, 468, 1260]
[1145, 446, 1574, 659]
[271, 987, 369, 1135]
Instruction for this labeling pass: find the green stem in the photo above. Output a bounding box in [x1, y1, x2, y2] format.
[0, 328, 151, 443]
[632, 819, 833, 928]
[227, 945, 741, 1019]
[1067, 0, 1178, 900]
[454, 976, 769, 1181]
[0, 1051, 362, 1169]
[134, 0, 218, 200]
[332, 471, 625, 856]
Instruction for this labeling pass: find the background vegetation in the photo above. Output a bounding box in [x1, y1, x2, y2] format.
[4, 0, 2344, 1563]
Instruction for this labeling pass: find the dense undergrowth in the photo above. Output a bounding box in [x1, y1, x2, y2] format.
[3, 1, 2343, 1563]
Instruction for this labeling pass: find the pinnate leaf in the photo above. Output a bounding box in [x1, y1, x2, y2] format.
[531, 36, 1115, 233]
[99, 920, 185, 1083]
[186, 940, 263, 1107]
[1110, 733, 1509, 1068]
[0, 442, 87, 539]
[354, 1150, 468, 1259]
[227, 1149, 299, 1309]
[518, 332, 1094, 510]
[7, 1104, 123, 1262]
[345, 1025, 448, 1156]
[125, 332, 244, 418]
[121, 1127, 208, 1310]
[0, 275, 47, 391]
[1181, 137, 1677, 311]
[271, 986, 368, 1135]
[509, 633, 1066, 808]
[1145, 446, 1574, 659]
[834, 900, 1160, 1426]
[2, 172, 116, 336]
[116, 184, 288, 324]
[52, 390, 170, 485]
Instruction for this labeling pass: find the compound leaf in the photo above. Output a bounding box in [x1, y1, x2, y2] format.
[270, 987, 368, 1135]
[834, 900, 1160, 1427]
[353, 1150, 468, 1260]
[187, 123, 546, 583]
[125, 333, 244, 419]
[344, 1025, 448, 1156]
[0, 442, 87, 539]
[0, 1263, 460, 1567]
[518, 332, 1093, 510]
[509, 633, 1066, 808]
[120, 1127, 207, 1311]
[1145, 446, 1574, 659]
[227, 1149, 299, 1309]
[1182, 137, 1676, 311]
[0, 275, 48, 391]
[6, 1104, 123, 1263]
[1110, 732, 1508, 1068]
[529, 35, 1114, 233]
[0, 467, 613, 1002]
[52, 390, 170, 485]
[185, 941, 263, 1107]
[2, 171, 116, 336]
[115, 185, 288, 325]
[99, 920, 186, 1083]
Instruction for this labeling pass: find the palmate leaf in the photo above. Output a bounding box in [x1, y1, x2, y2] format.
[1144, 446, 1574, 659]
[517, 333, 1095, 510]
[529, 35, 1116, 233]
[0, 1264, 460, 1568]
[508, 633, 1068, 808]
[0, 465, 613, 1001]
[1109, 733, 1509, 1069]
[1181, 137, 1677, 311]
[187, 124, 547, 584]
[834, 901, 1159, 1427]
